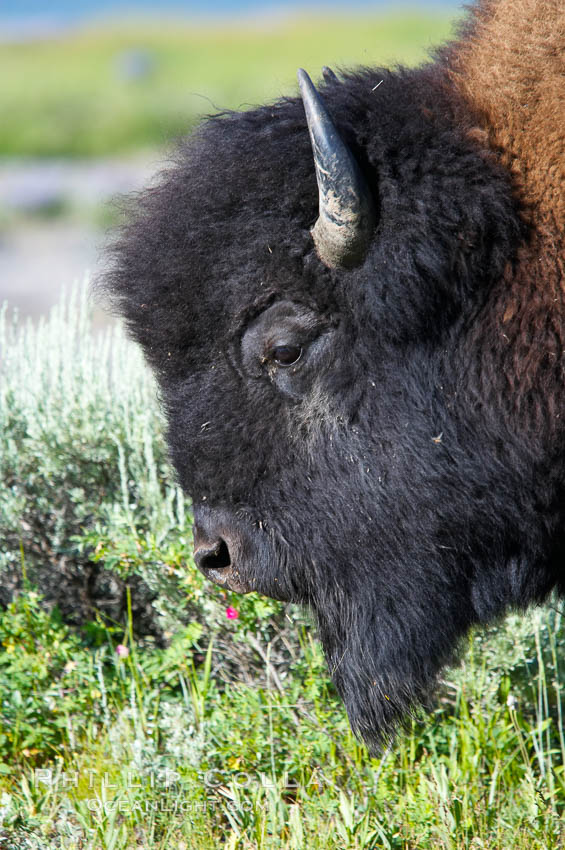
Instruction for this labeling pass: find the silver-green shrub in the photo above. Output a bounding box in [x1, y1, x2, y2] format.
[0, 285, 190, 633]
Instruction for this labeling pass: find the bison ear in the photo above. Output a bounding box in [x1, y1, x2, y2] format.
[297, 68, 375, 269]
[322, 66, 339, 83]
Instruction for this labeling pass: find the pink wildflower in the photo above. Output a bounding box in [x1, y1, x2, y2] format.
[116, 644, 130, 658]
[225, 607, 239, 620]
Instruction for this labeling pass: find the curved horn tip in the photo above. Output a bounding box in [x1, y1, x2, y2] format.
[296, 67, 313, 93]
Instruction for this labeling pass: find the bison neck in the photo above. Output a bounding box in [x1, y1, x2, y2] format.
[447, 0, 564, 443]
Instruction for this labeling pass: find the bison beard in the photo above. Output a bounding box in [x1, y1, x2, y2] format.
[100, 0, 564, 751]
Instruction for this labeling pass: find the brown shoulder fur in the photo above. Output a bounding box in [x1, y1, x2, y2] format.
[449, 0, 564, 228]
[446, 0, 564, 440]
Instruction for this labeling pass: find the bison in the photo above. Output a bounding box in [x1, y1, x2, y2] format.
[102, 0, 564, 749]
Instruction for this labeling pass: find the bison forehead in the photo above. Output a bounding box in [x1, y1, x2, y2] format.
[103, 66, 518, 381]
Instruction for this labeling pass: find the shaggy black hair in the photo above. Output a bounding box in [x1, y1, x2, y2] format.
[101, 1, 564, 750]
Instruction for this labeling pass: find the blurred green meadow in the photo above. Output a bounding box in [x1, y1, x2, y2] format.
[0, 11, 454, 157]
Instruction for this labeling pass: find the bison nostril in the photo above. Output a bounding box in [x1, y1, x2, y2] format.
[195, 538, 232, 573]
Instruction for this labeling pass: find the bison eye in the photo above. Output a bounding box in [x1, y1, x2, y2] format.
[271, 344, 302, 366]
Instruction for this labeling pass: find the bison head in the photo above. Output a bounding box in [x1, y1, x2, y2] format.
[102, 55, 564, 748]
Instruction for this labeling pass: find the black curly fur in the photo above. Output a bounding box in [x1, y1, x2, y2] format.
[100, 6, 564, 751]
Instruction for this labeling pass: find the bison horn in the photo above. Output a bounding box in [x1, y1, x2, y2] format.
[297, 68, 375, 269]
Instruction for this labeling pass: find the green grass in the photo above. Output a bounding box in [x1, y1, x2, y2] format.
[0, 583, 564, 849]
[0, 11, 456, 157]
[1, 293, 564, 848]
